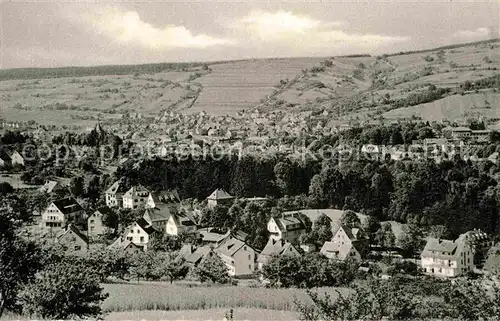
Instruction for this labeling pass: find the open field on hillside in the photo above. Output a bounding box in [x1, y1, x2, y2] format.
[106, 308, 299, 321]
[190, 58, 324, 115]
[101, 282, 347, 313]
[383, 90, 500, 121]
[1, 39, 498, 125]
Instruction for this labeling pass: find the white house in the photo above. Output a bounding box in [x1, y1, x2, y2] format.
[214, 234, 256, 276]
[41, 197, 84, 229]
[105, 179, 129, 208]
[257, 238, 300, 271]
[143, 207, 171, 233]
[39, 180, 64, 194]
[206, 189, 234, 208]
[267, 213, 307, 244]
[166, 211, 197, 236]
[320, 224, 369, 262]
[10, 150, 25, 166]
[421, 235, 474, 278]
[88, 206, 114, 237]
[146, 190, 181, 213]
[124, 218, 157, 251]
[122, 185, 150, 209]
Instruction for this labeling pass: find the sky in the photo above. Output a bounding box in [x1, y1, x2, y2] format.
[0, 0, 498, 69]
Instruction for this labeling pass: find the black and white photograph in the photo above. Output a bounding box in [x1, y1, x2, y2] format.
[0, 0, 499, 320]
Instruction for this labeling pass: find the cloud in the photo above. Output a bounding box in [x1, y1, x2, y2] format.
[231, 10, 409, 51]
[86, 8, 231, 49]
[452, 27, 492, 40]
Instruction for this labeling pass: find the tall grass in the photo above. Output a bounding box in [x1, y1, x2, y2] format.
[102, 283, 348, 312]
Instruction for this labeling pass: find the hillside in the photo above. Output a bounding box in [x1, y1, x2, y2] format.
[0, 39, 499, 126]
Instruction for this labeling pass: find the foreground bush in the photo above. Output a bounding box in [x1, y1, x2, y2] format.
[18, 261, 109, 319]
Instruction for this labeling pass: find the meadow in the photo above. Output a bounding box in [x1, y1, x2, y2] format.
[101, 282, 348, 313]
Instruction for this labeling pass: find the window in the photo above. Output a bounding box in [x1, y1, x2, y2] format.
[134, 199, 138, 202]
[140, 236, 144, 242]
[244, 246, 247, 251]
[74, 246, 81, 251]
[248, 254, 251, 260]
[90, 227, 94, 231]
[249, 265, 252, 270]
[127, 236, 132, 241]
[90, 219, 94, 223]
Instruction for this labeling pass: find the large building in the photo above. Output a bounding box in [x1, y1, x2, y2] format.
[105, 179, 129, 208]
[41, 197, 84, 229]
[267, 213, 307, 244]
[87, 206, 115, 237]
[421, 235, 474, 277]
[122, 185, 150, 209]
[124, 218, 157, 251]
[214, 234, 256, 276]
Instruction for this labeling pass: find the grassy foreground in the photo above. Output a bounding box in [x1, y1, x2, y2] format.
[102, 282, 347, 313]
[106, 308, 299, 320]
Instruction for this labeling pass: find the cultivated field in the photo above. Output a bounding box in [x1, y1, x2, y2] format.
[106, 308, 299, 321]
[0, 39, 498, 125]
[101, 282, 347, 313]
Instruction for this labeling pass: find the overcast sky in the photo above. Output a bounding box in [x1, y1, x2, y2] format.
[0, 0, 498, 68]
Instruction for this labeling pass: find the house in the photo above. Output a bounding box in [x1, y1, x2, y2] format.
[109, 236, 143, 254]
[460, 229, 494, 267]
[177, 244, 214, 266]
[124, 218, 158, 251]
[166, 211, 197, 236]
[143, 207, 171, 233]
[267, 213, 307, 244]
[198, 227, 231, 246]
[320, 225, 368, 262]
[420, 235, 474, 277]
[146, 189, 181, 213]
[56, 224, 88, 256]
[206, 188, 234, 208]
[10, 151, 24, 166]
[122, 185, 150, 209]
[88, 206, 114, 237]
[39, 180, 64, 194]
[214, 234, 257, 276]
[105, 179, 129, 208]
[257, 238, 300, 270]
[41, 197, 84, 229]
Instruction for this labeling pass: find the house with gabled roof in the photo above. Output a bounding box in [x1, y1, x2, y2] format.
[421, 235, 474, 278]
[176, 244, 215, 267]
[143, 207, 172, 233]
[41, 197, 84, 229]
[267, 213, 307, 244]
[109, 236, 143, 254]
[124, 218, 158, 251]
[166, 211, 197, 236]
[88, 206, 115, 237]
[10, 150, 25, 166]
[320, 224, 368, 262]
[123, 185, 150, 209]
[146, 189, 181, 213]
[105, 178, 129, 208]
[214, 234, 256, 276]
[206, 188, 234, 208]
[257, 238, 300, 270]
[56, 224, 88, 256]
[39, 180, 64, 194]
[198, 227, 231, 246]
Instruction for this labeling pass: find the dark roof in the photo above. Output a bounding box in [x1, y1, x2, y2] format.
[52, 197, 83, 215]
[135, 218, 156, 235]
[206, 188, 234, 200]
[95, 206, 114, 216]
[57, 224, 88, 244]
